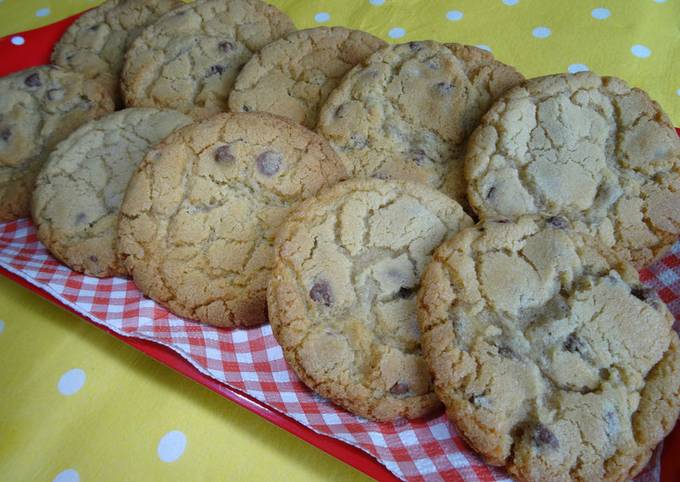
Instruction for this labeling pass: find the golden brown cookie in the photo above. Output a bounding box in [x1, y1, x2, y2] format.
[466, 72, 680, 268]
[117, 112, 346, 327]
[229, 27, 386, 128]
[268, 179, 472, 421]
[418, 215, 680, 481]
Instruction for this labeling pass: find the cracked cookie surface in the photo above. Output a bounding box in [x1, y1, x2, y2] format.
[117, 112, 346, 327]
[122, 0, 295, 119]
[228, 26, 386, 129]
[51, 0, 183, 104]
[466, 72, 680, 268]
[268, 179, 472, 420]
[417, 215, 680, 481]
[32, 108, 192, 277]
[0, 65, 114, 222]
[315, 41, 523, 206]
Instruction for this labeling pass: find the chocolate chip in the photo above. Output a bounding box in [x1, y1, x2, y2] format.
[0, 128, 10, 142]
[485, 186, 496, 200]
[411, 149, 428, 166]
[256, 150, 282, 176]
[435, 81, 454, 94]
[242, 105, 252, 112]
[47, 88, 63, 101]
[494, 219, 509, 224]
[309, 279, 333, 306]
[547, 216, 568, 229]
[389, 382, 410, 395]
[88, 24, 99, 31]
[532, 423, 559, 450]
[397, 286, 415, 299]
[89, 255, 98, 263]
[75, 213, 87, 225]
[372, 172, 391, 180]
[214, 145, 234, 163]
[631, 286, 654, 302]
[218, 40, 235, 53]
[469, 394, 492, 409]
[604, 410, 620, 439]
[334, 105, 346, 118]
[408, 41, 423, 52]
[563, 333, 585, 354]
[207, 64, 226, 76]
[498, 345, 516, 358]
[427, 58, 441, 69]
[24, 73, 41, 88]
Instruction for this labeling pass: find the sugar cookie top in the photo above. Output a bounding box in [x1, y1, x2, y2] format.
[316, 41, 523, 206]
[418, 215, 680, 481]
[51, 0, 183, 103]
[32, 108, 192, 277]
[466, 72, 680, 268]
[0, 65, 114, 221]
[122, 0, 295, 119]
[117, 112, 346, 327]
[268, 178, 472, 421]
[229, 27, 386, 129]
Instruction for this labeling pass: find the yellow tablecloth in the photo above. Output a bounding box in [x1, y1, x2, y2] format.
[0, 1, 678, 481]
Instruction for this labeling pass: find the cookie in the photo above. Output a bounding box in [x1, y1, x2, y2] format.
[122, 0, 296, 119]
[228, 27, 386, 129]
[117, 112, 346, 327]
[0, 65, 115, 222]
[51, 0, 183, 103]
[315, 41, 523, 206]
[417, 215, 680, 481]
[466, 72, 680, 268]
[268, 178, 473, 421]
[32, 108, 192, 277]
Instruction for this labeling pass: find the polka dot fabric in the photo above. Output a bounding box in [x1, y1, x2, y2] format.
[1, 0, 676, 123]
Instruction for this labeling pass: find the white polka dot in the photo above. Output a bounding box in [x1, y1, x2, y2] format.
[568, 63, 589, 73]
[591, 8, 611, 20]
[314, 12, 330, 23]
[503, 0, 519, 4]
[53, 469, 79, 482]
[58, 368, 86, 396]
[157, 431, 187, 463]
[446, 10, 464, 21]
[388, 27, 406, 39]
[476, 44, 492, 52]
[532, 27, 551, 39]
[675, 88, 680, 96]
[0, 320, 4, 334]
[369, 0, 385, 5]
[10, 36, 25, 46]
[631, 44, 652, 58]
[36, 7, 51, 17]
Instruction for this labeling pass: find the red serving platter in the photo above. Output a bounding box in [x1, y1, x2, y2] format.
[1, 14, 678, 482]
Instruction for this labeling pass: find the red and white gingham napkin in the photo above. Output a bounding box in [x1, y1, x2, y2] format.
[1, 218, 677, 481]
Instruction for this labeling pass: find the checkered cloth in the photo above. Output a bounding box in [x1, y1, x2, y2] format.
[1, 219, 677, 481]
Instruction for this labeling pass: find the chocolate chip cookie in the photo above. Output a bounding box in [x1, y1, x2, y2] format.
[268, 179, 472, 421]
[229, 26, 386, 129]
[122, 0, 296, 119]
[32, 108, 192, 277]
[117, 112, 346, 327]
[0, 65, 115, 222]
[466, 72, 680, 268]
[418, 215, 680, 481]
[51, 0, 183, 104]
[316, 41, 523, 206]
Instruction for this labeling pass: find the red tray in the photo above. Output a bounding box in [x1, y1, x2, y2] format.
[1, 15, 679, 482]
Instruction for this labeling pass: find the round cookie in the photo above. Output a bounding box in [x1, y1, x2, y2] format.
[417, 215, 680, 481]
[466, 72, 680, 268]
[32, 108, 192, 277]
[122, 0, 296, 119]
[117, 112, 346, 327]
[0, 65, 115, 222]
[268, 179, 473, 421]
[228, 27, 386, 129]
[316, 41, 524, 206]
[51, 0, 183, 104]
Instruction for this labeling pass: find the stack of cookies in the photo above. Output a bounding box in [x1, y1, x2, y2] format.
[1, 0, 678, 480]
